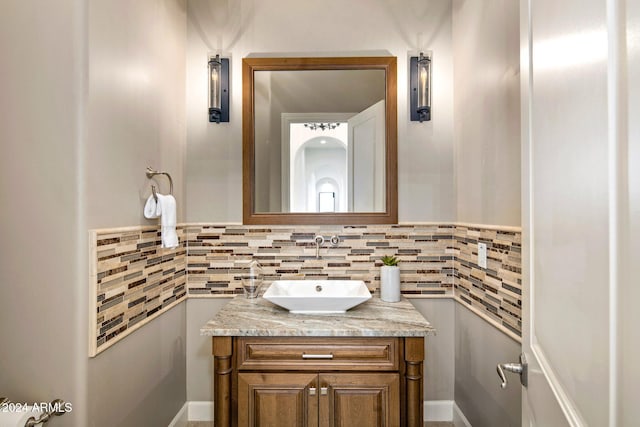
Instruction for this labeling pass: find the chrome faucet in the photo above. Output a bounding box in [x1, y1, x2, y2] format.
[314, 235, 325, 259]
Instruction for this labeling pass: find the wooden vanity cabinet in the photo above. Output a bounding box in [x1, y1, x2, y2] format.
[212, 336, 424, 427]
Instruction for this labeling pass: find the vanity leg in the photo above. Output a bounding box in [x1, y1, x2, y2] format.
[405, 337, 424, 427]
[213, 337, 233, 427]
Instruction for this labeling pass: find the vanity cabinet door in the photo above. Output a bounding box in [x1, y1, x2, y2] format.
[319, 373, 400, 427]
[237, 372, 318, 427]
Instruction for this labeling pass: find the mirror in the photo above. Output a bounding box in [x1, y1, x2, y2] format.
[243, 56, 397, 225]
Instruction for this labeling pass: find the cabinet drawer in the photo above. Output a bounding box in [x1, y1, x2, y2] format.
[236, 337, 400, 371]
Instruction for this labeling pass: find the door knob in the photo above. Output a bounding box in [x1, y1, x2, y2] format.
[497, 353, 528, 388]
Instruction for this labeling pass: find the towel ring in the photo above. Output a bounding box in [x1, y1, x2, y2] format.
[146, 167, 174, 203]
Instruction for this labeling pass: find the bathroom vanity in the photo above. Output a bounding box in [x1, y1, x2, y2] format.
[201, 295, 434, 427]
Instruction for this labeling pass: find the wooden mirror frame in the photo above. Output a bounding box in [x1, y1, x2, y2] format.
[243, 56, 397, 225]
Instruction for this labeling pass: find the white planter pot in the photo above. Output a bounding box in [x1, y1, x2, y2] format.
[380, 265, 401, 302]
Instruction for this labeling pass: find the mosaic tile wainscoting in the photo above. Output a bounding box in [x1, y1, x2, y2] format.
[185, 224, 457, 297]
[454, 224, 522, 338]
[89, 226, 187, 356]
[89, 222, 522, 356]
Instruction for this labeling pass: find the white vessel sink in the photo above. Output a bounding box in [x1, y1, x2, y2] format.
[262, 280, 372, 314]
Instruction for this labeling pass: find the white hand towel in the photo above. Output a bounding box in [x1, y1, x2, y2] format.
[143, 194, 162, 219]
[156, 194, 179, 249]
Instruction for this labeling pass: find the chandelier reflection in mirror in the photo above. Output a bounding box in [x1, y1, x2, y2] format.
[304, 122, 341, 131]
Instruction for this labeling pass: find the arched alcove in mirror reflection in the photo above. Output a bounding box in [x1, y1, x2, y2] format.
[291, 133, 347, 212]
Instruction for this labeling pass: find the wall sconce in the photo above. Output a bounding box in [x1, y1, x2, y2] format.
[208, 54, 229, 123]
[410, 52, 431, 122]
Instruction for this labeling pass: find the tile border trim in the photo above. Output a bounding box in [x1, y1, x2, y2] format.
[454, 294, 521, 343]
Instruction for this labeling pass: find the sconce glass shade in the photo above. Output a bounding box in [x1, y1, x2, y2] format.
[208, 55, 222, 119]
[208, 54, 229, 123]
[410, 52, 431, 122]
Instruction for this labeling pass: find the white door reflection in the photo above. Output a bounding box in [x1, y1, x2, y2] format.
[318, 190, 336, 212]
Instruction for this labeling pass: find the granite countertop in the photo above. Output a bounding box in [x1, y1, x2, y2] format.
[200, 295, 435, 337]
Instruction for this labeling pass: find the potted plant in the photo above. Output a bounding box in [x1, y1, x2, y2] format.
[380, 255, 401, 302]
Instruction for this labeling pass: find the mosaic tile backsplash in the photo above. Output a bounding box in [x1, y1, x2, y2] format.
[89, 227, 187, 356]
[185, 224, 456, 296]
[90, 223, 521, 355]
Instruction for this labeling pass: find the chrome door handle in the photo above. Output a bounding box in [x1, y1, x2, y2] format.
[309, 387, 316, 396]
[497, 353, 528, 388]
[497, 363, 523, 388]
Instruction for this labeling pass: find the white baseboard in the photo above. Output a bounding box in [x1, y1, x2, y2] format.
[453, 401, 473, 427]
[171, 400, 470, 425]
[187, 401, 215, 421]
[168, 401, 214, 426]
[167, 402, 188, 427]
[424, 400, 454, 421]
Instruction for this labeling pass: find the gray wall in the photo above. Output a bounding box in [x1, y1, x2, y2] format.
[410, 299, 455, 401]
[85, 0, 187, 227]
[455, 304, 521, 427]
[85, 0, 188, 425]
[453, 0, 521, 226]
[0, 1, 87, 425]
[87, 304, 186, 426]
[0, 0, 188, 425]
[451, 0, 522, 424]
[186, 298, 232, 401]
[185, 0, 455, 223]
